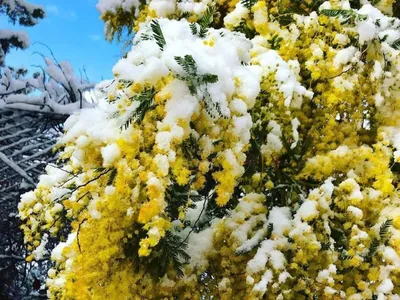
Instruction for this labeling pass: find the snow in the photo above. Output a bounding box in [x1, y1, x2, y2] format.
[269, 207, 292, 236]
[156, 131, 173, 151]
[4, 0, 44, 15]
[374, 92, 385, 107]
[333, 47, 357, 68]
[252, 269, 273, 295]
[383, 247, 400, 267]
[51, 242, 66, 261]
[218, 277, 230, 291]
[0, 28, 30, 66]
[278, 271, 291, 283]
[0, 57, 96, 114]
[264, 133, 283, 152]
[179, 1, 208, 14]
[33, 202, 43, 212]
[290, 118, 300, 149]
[97, 0, 139, 14]
[37, 165, 71, 189]
[230, 98, 248, 114]
[254, 49, 311, 107]
[347, 205, 363, 219]
[51, 232, 77, 261]
[105, 185, 116, 195]
[377, 278, 394, 294]
[154, 154, 170, 176]
[296, 200, 318, 221]
[224, 3, 249, 28]
[0, 29, 30, 47]
[371, 61, 383, 81]
[20, 191, 36, 206]
[269, 250, 286, 270]
[33, 234, 48, 260]
[316, 264, 336, 284]
[0, 151, 34, 185]
[357, 20, 376, 44]
[149, 0, 176, 17]
[233, 114, 253, 145]
[334, 33, 349, 45]
[185, 198, 206, 225]
[186, 227, 213, 268]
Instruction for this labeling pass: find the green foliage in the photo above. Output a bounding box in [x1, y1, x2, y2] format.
[174, 55, 218, 88]
[320, 9, 355, 18]
[125, 229, 190, 278]
[241, 0, 258, 10]
[174, 55, 220, 118]
[371, 0, 382, 5]
[107, 168, 118, 185]
[320, 240, 331, 250]
[165, 183, 203, 221]
[339, 252, 354, 261]
[391, 38, 400, 50]
[395, 0, 400, 19]
[121, 87, 157, 129]
[0, 0, 45, 26]
[378, 219, 393, 240]
[151, 20, 166, 51]
[268, 35, 284, 50]
[331, 227, 348, 252]
[274, 0, 325, 25]
[234, 223, 274, 256]
[175, 55, 198, 77]
[366, 238, 380, 260]
[365, 219, 393, 261]
[262, 135, 314, 208]
[181, 134, 201, 160]
[266, 223, 273, 239]
[320, 9, 367, 24]
[234, 20, 256, 39]
[349, 0, 361, 9]
[190, 7, 216, 38]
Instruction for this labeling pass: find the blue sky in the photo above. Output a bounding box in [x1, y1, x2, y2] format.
[1, 0, 125, 82]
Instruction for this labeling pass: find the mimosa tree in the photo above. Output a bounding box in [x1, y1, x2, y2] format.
[19, 0, 400, 298]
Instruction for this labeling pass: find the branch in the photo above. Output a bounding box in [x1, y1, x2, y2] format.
[0, 151, 35, 185]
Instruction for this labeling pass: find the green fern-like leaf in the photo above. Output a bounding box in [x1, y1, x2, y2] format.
[320, 9, 354, 18]
[366, 238, 380, 259]
[379, 219, 393, 240]
[266, 223, 273, 239]
[141, 33, 152, 41]
[174, 55, 220, 118]
[121, 87, 156, 129]
[175, 55, 198, 76]
[241, 0, 258, 9]
[151, 20, 166, 51]
[321, 241, 331, 250]
[125, 228, 190, 278]
[268, 35, 284, 50]
[320, 9, 367, 23]
[234, 20, 256, 39]
[180, 11, 191, 19]
[190, 23, 198, 35]
[339, 252, 354, 260]
[365, 220, 393, 261]
[166, 183, 195, 220]
[107, 168, 117, 185]
[197, 7, 215, 37]
[200, 73, 218, 84]
[149, 231, 191, 278]
[391, 38, 400, 50]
